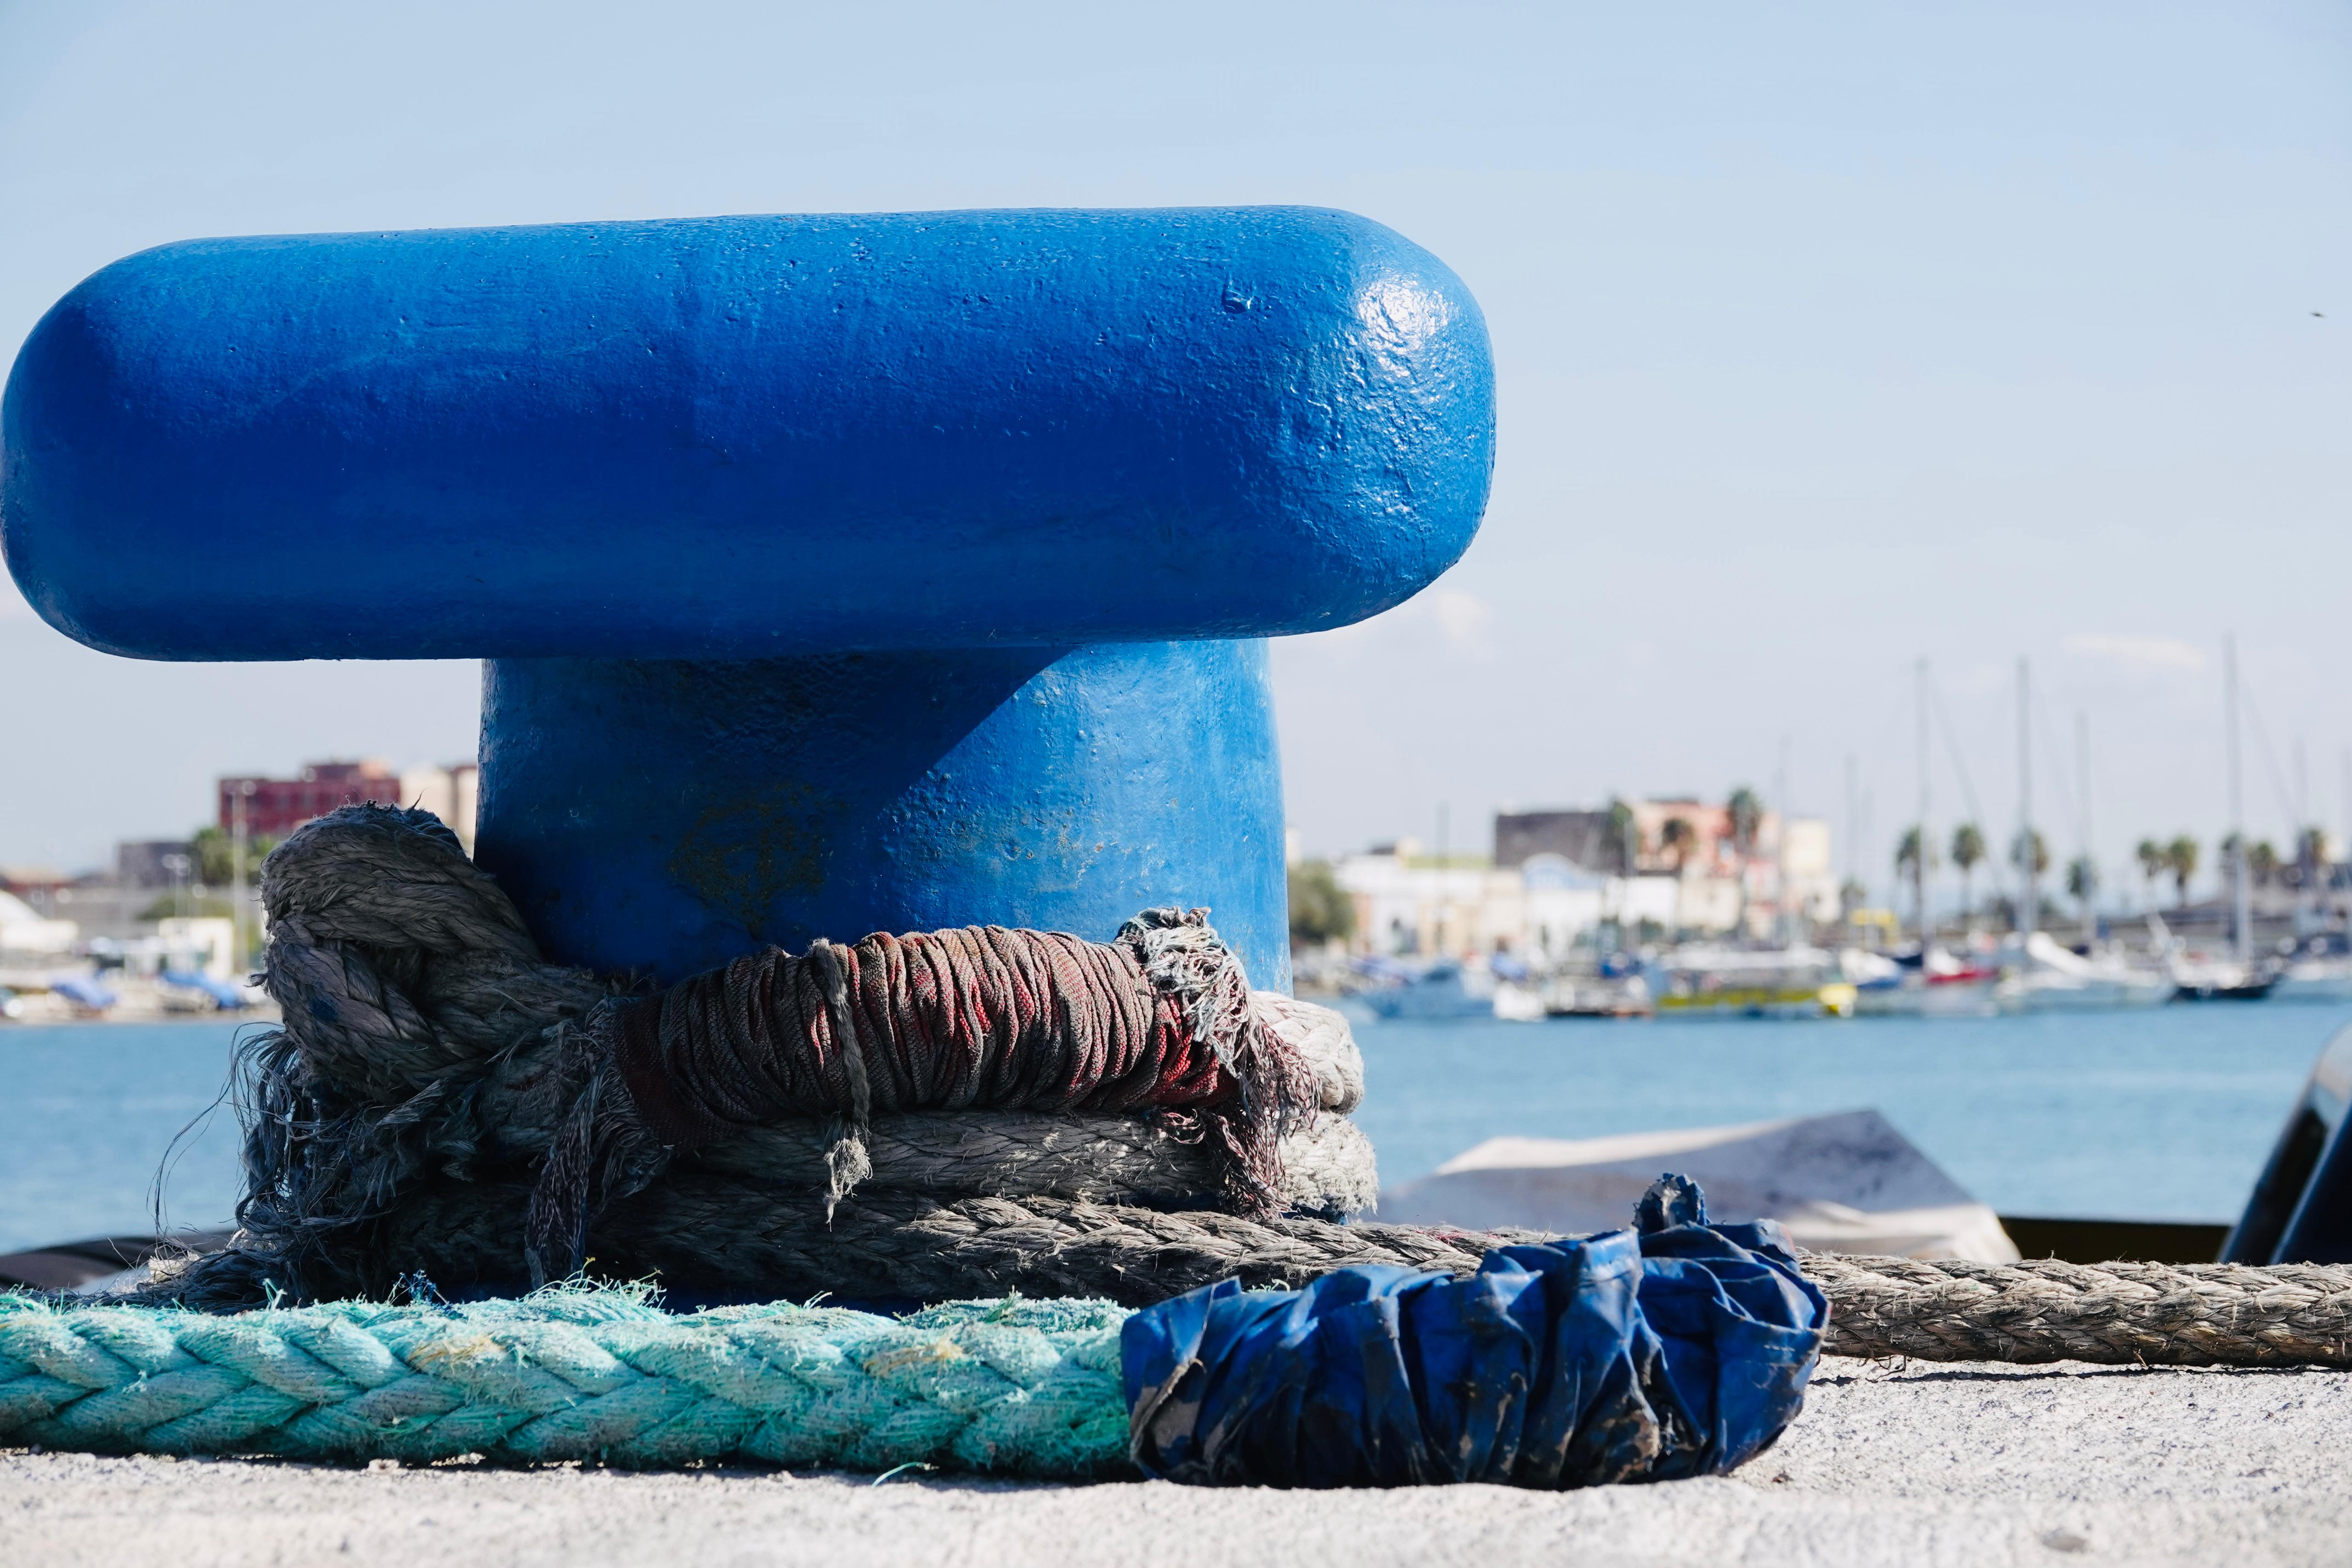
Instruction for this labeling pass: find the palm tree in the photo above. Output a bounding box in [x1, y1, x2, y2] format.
[1725, 786, 1763, 934]
[1725, 788, 1763, 858]
[2248, 839, 2279, 887]
[1660, 816, 1698, 872]
[1949, 823, 1986, 923]
[2008, 829, 2050, 929]
[2296, 825, 2331, 890]
[2136, 838, 2166, 909]
[1605, 797, 1638, 874]
[1895, 826, 1923, 880]
[1895, 825, 1935, 934]
[2066, 854, 2099, 922]
[2165, 835, 2200, 908]
[2010, 828, 2050, 878]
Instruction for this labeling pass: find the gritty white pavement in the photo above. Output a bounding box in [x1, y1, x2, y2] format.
[5, 1358, 2349, 1568]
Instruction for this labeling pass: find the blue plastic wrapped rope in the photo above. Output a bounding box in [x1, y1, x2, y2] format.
[1121, 1175, 1828, 1488]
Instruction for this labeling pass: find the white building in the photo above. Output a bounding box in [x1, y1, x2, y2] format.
[1332, 845, 1682, 960]
[1493, 801, 1839, 940]
[400, 763, 481, 855]
[1326, 802, 1841, 959]
[0, 889, 76, 955]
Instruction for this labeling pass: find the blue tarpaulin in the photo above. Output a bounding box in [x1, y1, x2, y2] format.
[161, 969, 246, 1009]
[48, 974, 117, 1011]
[1121, 1175, 1827, 1488]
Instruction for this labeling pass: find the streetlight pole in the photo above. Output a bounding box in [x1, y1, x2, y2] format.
[2018, 658, 2033, 942]
[231, 779, 255, 971]
[1916, 658, 1931, 946]
[2077, 710, 2094, 943]
[2227, 633, 2250, 965]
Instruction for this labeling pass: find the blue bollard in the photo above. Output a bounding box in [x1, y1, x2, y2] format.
[3, 208, 1494, 982]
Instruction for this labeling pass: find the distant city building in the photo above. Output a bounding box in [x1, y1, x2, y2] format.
[1492, 811, 1623, 874]
[1327, 800, 1841, 959]
[1330, 841, 1681, 961]
[216, 759, 478, 852]
[217, 760, 403, 840]
[1493, 799, 1838, 938]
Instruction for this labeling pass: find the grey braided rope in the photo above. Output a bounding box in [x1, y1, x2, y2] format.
[172, 1177, 2350, 1369]
[1801, 1252, 2352, 1367]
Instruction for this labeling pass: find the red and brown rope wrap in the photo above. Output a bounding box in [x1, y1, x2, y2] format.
[526, 908, 1317, 1282]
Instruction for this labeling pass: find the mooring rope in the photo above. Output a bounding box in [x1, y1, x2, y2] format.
[539, 905, 1317, 1276]
[7, 1188, 1830, 1484]
[1804, 1253, 2352, 1367]
[146, 803, 2352, 1377]
[685, 1111, 1380, 1216]
[0, 1288, 1132, 1474]
[202, 807, 1346, 1304]
[15, 1252, 2347, 1478]
[217, 1181, 2350, 1369]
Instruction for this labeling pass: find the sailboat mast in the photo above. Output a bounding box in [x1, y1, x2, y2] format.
[2228, 633, 2250, 964]
[2018, 658, 2034, 940]
[2077, 710, 2093, 942]
[1845, 751, 1859, 910]
[1916, 658, 1932, 946]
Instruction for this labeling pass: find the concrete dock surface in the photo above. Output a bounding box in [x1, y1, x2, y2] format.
[6, 1357, 2349, 1567]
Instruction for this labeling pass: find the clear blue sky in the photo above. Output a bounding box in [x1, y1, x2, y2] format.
[2, 1, 2346, 909]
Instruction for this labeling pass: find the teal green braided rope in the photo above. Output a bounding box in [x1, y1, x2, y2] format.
[0, 1286, 1132, 1475]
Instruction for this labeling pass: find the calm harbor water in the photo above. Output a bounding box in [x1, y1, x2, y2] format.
[2, 1004, 2345, 1253]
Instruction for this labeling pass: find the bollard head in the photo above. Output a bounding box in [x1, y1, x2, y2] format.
[3, 208, 1494, 661]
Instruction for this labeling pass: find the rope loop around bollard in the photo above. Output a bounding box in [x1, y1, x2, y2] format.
[131, 802, 2352, 1381]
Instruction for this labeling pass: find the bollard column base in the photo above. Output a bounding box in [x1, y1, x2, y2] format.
[475, 639, 1291, 990]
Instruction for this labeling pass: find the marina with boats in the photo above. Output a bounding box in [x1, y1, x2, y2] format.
[1303, 639, 2352, 1025]
[1323, 925, 2352, 1023]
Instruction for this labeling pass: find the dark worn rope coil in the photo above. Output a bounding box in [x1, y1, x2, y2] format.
[175, 806, 1329, 1307]
[621, 930, 1223, 1138]
[531, 908, 1315, 1280]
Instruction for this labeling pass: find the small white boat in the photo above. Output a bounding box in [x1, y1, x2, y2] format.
[1489, 981, 1548, 1022]
[1380, 1108, 2021, 1262]
[2167, 953, 2278, 1002]
[2271, 960, 2352, 1004]
[1355, 958, 1497, 1021]
[1541, 972, 1653, 1018]
[1639, 945, 1860, 1020]
[1847, 945, 2001, 1018]
[2148, 913, 2277, 1002]
[1996, 932, 2172, 1012]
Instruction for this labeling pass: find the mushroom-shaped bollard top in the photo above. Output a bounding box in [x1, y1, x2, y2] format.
[1, 208, 1495, 985]
[4, 208, 1493, 660]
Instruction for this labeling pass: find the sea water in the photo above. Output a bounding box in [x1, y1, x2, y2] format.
[1350, 1003, 2347, 1225]
[2, 1005, 2346, 1253]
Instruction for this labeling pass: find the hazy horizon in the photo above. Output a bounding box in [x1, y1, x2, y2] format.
[3, 1, 2346, 909]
